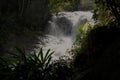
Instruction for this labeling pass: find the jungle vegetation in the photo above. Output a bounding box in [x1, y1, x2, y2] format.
[0, 0, 120, 80]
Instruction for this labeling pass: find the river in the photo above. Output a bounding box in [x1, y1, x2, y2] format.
[38, 11, 93, 60]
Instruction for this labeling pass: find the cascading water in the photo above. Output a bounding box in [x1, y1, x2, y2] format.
[39, 11, 93, 60]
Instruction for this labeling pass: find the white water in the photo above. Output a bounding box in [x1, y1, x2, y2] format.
[39, 11, 93, 60]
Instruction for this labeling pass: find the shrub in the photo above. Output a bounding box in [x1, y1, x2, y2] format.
[0, 48, 54, 80]
[0, 48, 74, 80]
[69, 21, 93, 69]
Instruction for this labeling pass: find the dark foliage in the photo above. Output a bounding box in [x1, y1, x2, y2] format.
[94, 0, 120, 25]
[0, 48, 74, 80]
[75, 26, 120, 80]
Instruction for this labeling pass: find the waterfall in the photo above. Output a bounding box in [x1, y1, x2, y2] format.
[39, 11, 93, 60]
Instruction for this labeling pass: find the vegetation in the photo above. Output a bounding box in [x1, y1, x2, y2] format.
[48, 0, 93, 13]
[69, 21, 94, 69]
[69, 0, 120, 80]
[93, 0, 120, 26]
[0, 48, 73, 80]
[1, 0, 120, 80]
[70, 0, 120, 68]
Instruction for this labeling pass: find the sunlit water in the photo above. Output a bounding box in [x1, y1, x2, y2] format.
[38, 11, 93, 60]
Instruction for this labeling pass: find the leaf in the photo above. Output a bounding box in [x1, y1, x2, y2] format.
[45, 57, 52, 68]
[39, 48, 44, 62]
[44, 49, 50, 60]
[45, 51, 54, 62]
[15, 47, 27, 62]
[79, 22, 88, 32]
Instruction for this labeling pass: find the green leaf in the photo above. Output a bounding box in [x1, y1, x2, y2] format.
[39, 48, 44, 62]
[45, 57, 52, 68]
[45, 51, 54, 62]
[44, 49, 51, 60]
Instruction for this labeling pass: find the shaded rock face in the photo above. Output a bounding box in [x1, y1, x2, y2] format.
[0, 0, 50, 24]
[77, 26, 120, 80]
[0, 0, 50, 56]
[56, 17, 72, 36]
[25, 0, 50, 27]
[0, 0, 18, 14]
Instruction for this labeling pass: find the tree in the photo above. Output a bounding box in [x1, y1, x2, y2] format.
[94, 0, 120, 25]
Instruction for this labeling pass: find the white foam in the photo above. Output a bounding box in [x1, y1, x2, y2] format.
[38, 11, 93, 60]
